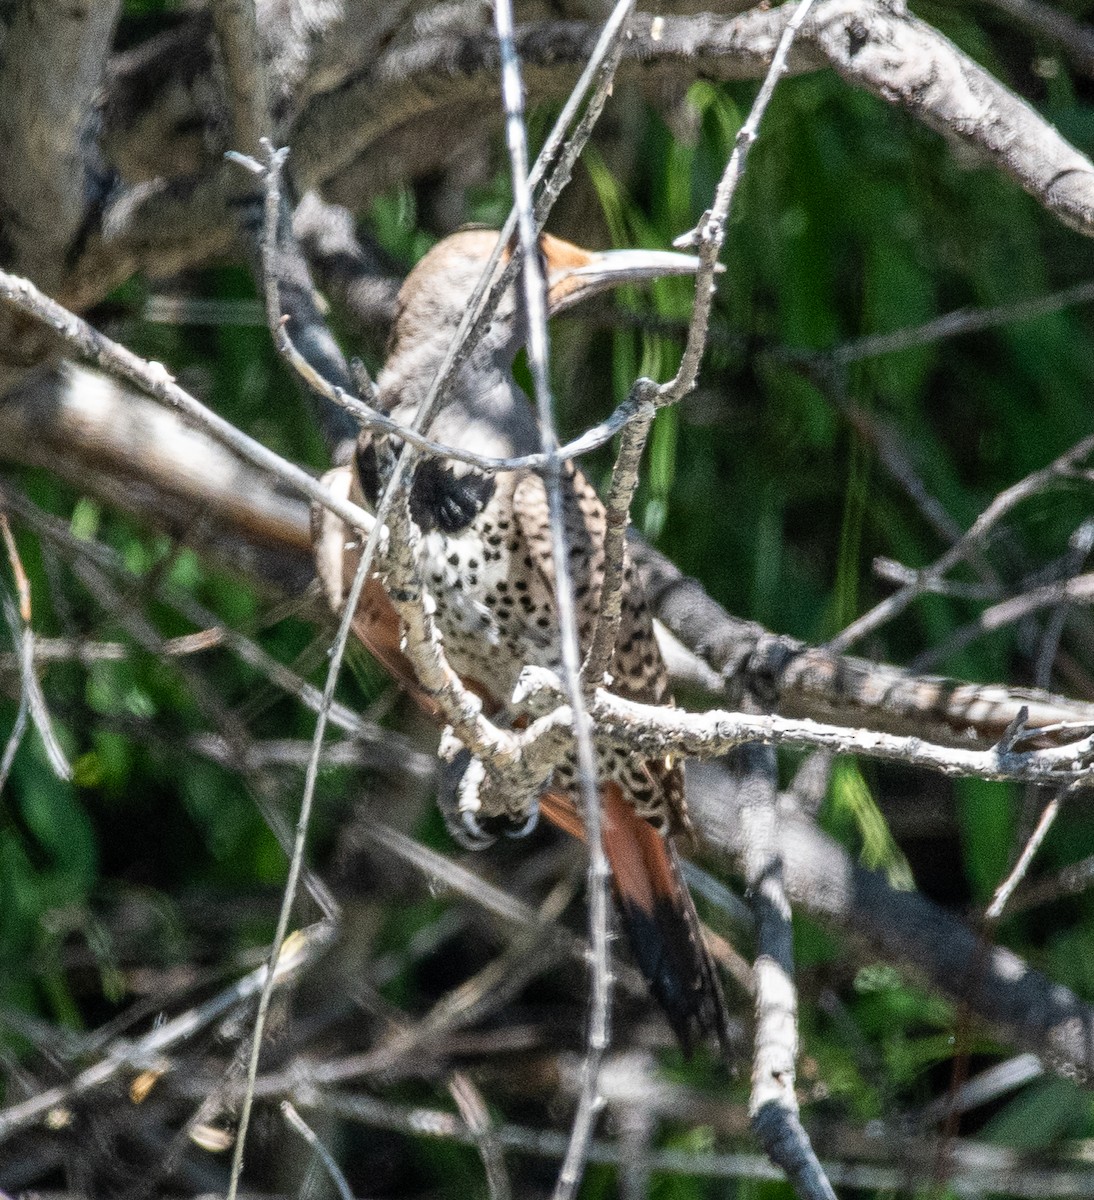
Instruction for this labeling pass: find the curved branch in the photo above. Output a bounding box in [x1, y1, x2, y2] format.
[807, 0, 1094, 236]
[73, 2, 1094, 315]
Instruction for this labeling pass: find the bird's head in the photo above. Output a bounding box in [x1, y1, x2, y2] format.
[385, 227, 710, 365]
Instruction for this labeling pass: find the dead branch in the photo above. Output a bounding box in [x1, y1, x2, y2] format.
[37, 1, 1094, 319]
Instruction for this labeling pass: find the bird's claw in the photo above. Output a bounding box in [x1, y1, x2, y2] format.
[504, 802, 540, 839]
[437, 728, 538, 846]
[459, 805, 496, 849]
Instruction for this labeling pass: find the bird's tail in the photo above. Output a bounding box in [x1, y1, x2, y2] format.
[540, 783, 732, 1059]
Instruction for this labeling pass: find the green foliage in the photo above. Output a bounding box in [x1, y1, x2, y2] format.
[826, 760, 914, 890]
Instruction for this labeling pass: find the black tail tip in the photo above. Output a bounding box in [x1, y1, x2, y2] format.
[618, 894, 735, 1062]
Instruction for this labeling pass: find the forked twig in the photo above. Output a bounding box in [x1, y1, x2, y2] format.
[829, 431, 1094, 653]
[585, 0, 817, 767]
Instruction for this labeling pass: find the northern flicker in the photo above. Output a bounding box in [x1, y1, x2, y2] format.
[314, 229, 729, 1054]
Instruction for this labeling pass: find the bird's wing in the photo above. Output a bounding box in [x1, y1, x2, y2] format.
[511, 460, 605, 649]
[313, 466, 435, 712]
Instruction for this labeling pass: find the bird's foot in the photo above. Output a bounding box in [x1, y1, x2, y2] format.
[503, 801, 540, 839]
[437, 727, 541, 848]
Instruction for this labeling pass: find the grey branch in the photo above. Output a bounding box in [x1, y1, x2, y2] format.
[686, 759, 1094, 1081]
[48, 1, 1094, 315]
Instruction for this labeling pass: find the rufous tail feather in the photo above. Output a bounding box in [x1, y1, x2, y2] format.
[541, 784, 731, 1057]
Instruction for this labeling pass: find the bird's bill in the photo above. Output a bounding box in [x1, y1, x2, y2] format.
[543, 234, 718, 316]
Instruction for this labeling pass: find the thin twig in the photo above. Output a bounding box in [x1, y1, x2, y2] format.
[0, 268, 375, 537]
[1034, 521, 1094, 688]
[225, 153, 384, 1200]
[281, 1101, 356, 1200]
[0, 481, 409, 766]
[297, 1085, 1094, 1193]
[0, 513, 30, 621]
[493, 5, 611, 1196]
[670, 0, 818, 406]
[225, 516, 372, 1199]
[985, 788, 1067, 922]
[582, 402, 654, 688]
[0, 581, 70, 782]
[448, 1072, 513, 1200]
[529, 0, 637, 225]
[1009, 852, 1094, 913]
[910, 572, 1094, 672]
[830, 278, 1094, 364]
[582, 0, 817, 711]
[913, 1052, 1044, 1127]
[0, 614, 29, 795]
[828, 432, 1094, 653]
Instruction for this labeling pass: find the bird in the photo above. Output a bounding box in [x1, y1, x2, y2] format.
[313, 228, 730, 1056]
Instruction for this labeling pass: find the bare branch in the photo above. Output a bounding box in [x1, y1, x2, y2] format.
[913, 572, 1094, 671]
[731, 744, 836, 1200]
[829, 433, 1094, 653]
[0, 268, 375, 537]
[984, 788, 1066, 922]
[1, 591, 70, 784]
[830, 278, 1094, 365]
[584, 688, 1094, 785]
[0, 921, 333, 1144]
[281, 1100, 356, 1200]
[582, 404, 654, 688]
[494, 5, 625, 1193]
[806, 0, 1094, 237]
[633, 537, 1094, 748]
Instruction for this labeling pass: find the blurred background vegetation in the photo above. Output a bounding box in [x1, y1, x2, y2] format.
[5, 0, 1094, 1195]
